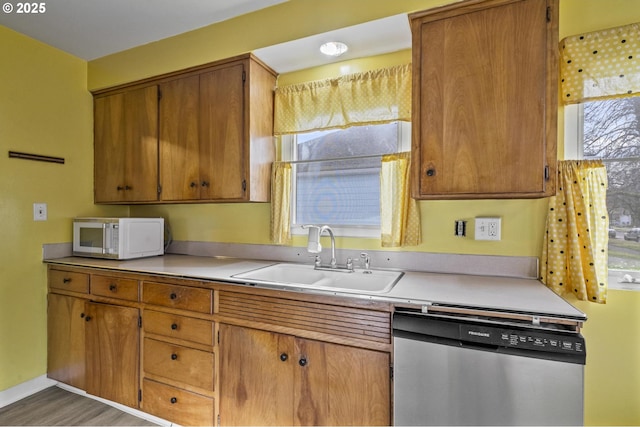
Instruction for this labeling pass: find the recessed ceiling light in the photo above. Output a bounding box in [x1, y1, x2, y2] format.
[320, 41, 348, 57]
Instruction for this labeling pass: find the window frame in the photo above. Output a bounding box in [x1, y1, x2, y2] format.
[281, 121, 411, 238]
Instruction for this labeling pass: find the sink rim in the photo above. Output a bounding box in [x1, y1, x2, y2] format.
[231, 262, 404, 294]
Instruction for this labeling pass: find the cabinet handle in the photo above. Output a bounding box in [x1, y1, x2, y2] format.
[170, 397, 177, 404]
[85, 316, 92, 322]
[171, 323, 178, 330]
[125, 185, 132, 190]
[190, 182, 198, 188]
[426, 168, 435, 177]
[171, 353, 178, 360]
[80, 313, 85, 318]
[170, 293, 177, 300]
[117, 185, 124, 191]
[63, 278, 71, 283]
[298, 357, 307, 367]
[109, 284, 117, 292]
[201, 181, 210, 187]
[280, 353, 288, 362]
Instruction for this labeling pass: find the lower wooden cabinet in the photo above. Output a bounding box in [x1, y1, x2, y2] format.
[219, 323, 391, 426]
[85, 302, 140, 408]
[47, 294, 86, 389]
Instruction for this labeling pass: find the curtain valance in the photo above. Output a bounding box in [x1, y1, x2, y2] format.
[274, 64, 411, 135]
[560, 22, 640, 104]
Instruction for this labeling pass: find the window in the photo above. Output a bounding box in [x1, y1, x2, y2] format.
[283, 122, 410, 237]
[566, 97, 640, 290]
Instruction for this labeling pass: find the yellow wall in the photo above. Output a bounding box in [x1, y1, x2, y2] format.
[0, 0, 638, 425]
[0, 26, 126, 391]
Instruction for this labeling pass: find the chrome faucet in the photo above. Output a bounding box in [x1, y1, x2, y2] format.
[302, 224, 337, 268]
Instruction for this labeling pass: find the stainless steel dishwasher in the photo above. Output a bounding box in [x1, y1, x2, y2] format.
[393, 309, 586, 426]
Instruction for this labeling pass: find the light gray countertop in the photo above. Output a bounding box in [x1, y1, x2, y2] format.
[45, 254, 586, 321]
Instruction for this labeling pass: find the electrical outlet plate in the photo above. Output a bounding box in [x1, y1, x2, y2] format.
[475, 217, 501, 241]
[33, 203, 47, 221]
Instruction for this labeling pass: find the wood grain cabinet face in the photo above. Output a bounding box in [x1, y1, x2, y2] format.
[85, 302, 140, 408]
[93, 53, 276, 204]
[91, 275, 139, 301]
[143, 309, 214, 346]
[410, 0, 558, 199]
[47, 294, 86, 389]
[94, 85, 159, 203]
[48, 269, 89, 294]
[142, 282, 212, 313]
[142, 379, 215, 426]
[219, 324, 391, 426]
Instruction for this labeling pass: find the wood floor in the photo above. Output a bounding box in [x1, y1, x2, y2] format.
[0, 386, 158, 426]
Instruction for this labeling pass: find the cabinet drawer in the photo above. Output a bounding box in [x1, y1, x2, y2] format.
[142, 379, 214, 427]
[144, 310, 213, 346]
[142, 282, 212, 313]
[91, 275, 139, 301]
[144, 338, 214, 390]
[49, 269, 89, 294]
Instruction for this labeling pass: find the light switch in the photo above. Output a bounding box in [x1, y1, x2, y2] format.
[33, 203, 47, 221]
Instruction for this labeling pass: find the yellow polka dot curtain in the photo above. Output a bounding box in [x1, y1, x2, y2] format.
[273, 64, 411, 135]
[270, 162, 292, 245]
[560, 22, 640, 104]
[541, 160, 608, 304]
[381, 152, 421, 247]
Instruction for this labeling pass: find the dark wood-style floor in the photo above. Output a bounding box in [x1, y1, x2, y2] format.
[0, 386, 158, 426]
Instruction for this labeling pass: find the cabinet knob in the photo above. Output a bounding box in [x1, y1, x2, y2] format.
[426, 168, 435, 177]
[109, 284, 117, 292]
[171, 323, 178, 330]
[298, 357, 307, 367]
[85, 316, 92, 322]
[117, 185, 124, 191]
[201, 181, 210, 187]
[125, 185, 132, 190]
[190, 181, 198, 188]
[170, 397, 177, 404]
[280, 353, 288, 362]
[171, 353, 178, 360]
[63, 278, 71, 283]
[170, 293, 177, 300]
[80, 313, 85, 318]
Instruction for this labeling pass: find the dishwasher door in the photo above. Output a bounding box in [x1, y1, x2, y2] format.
[393, 313, 585, 426]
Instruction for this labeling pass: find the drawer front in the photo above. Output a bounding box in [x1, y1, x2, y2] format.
[144, 310, 213, 346]
[142, 282, 212, 313]
[49, 269, 89, 294]
[144, 338, 214, 390]
[142, 379, 214, 427]
[91, 275, 139, 301]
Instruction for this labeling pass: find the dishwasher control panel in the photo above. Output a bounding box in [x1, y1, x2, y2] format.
[460, 324, 585, 354]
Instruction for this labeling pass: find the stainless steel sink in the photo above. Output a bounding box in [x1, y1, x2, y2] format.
[232, 262, 403, 294]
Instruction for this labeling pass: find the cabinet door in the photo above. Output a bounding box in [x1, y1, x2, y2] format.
[85, 302, 140, 408]
[47, 294, 86, 389]
[219, 324, 294, 426]
[94, 85, 159, 203]
[412, 0, 556, 198]
[200, 63, 246, 200]
[293, 338, 391, 426]
[159, 75, 201, 201]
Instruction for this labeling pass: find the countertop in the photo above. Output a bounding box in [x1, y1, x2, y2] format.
[45, 254, 586, 321]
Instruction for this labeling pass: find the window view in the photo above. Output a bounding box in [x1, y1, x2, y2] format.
[292, 123, 402, 233]
[582, 96, 640, 289]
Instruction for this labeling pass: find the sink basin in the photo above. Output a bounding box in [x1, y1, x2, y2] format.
[232, 263, 403, 294]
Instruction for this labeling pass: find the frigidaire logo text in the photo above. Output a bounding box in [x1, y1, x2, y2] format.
[467, 330, 490, 337]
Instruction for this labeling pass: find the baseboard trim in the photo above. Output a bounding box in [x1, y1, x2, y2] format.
[55, 383, 172, 426]
[0, 375, 56, 409]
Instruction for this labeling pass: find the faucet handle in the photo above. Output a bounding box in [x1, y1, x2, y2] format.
[360, 252, 371, 270]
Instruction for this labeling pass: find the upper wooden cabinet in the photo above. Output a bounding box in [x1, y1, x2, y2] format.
[410, 0, 558, 199]
[94, 86, 159, 203]
[93, 54, 276, 204]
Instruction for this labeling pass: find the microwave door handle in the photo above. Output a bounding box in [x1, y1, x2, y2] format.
[102, 223, 108, 255]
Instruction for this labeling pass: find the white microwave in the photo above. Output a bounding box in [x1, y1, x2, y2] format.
[73, 217, 164, 260]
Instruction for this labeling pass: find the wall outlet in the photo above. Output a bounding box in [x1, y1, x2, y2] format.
[33, 203, 47, 221]
[475, 217, 501, 241]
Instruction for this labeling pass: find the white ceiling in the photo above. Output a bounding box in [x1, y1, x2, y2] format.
[0, 0, 411, 72]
